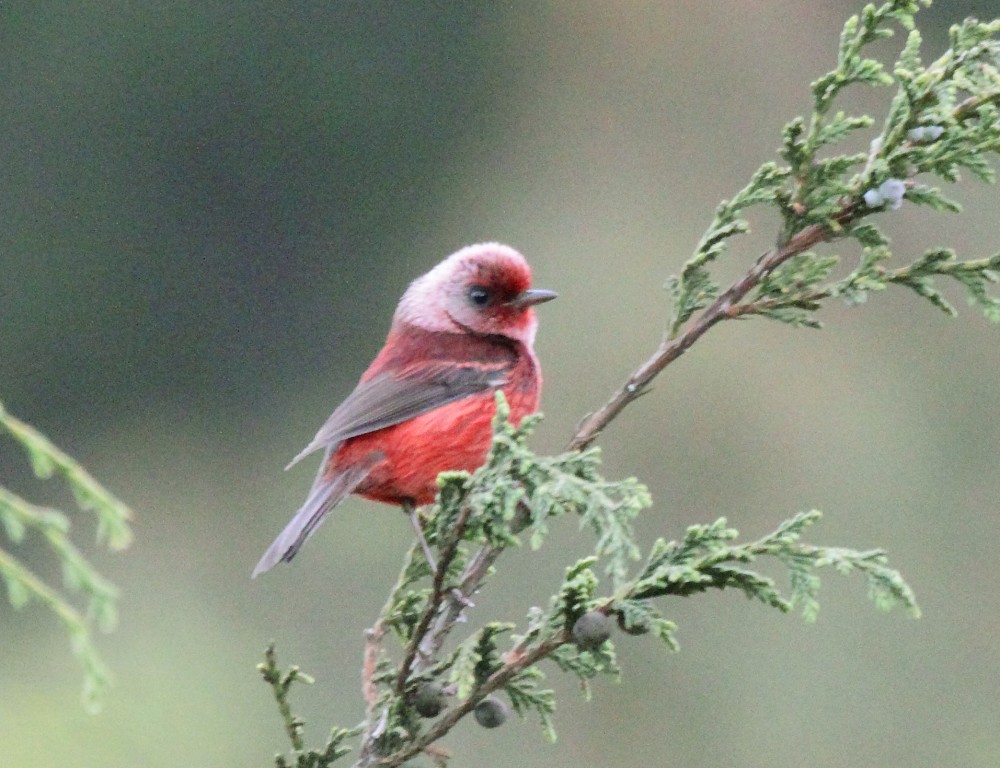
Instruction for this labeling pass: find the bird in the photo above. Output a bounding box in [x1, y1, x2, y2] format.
[252, 243, 555, 577]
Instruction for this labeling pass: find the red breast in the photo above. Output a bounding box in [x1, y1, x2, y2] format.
[329, 322, 542, 505]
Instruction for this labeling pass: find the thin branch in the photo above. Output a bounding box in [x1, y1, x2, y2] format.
[567, 202, 861, 452]
[0, 546, 90, 633]
[379, 630, 570, 767]
[954, 90, 1000, 121]
[258, 645, 310, 753]
[412, 542, 502, 674]
[362, 622, 383, 710]
[405, 496, 549, 677]
[396, 504, 475, 694]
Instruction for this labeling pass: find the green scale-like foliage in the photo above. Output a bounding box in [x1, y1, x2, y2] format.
[0, 401, 132, 712]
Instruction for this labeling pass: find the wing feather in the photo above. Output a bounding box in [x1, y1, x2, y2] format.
[285, 364, 508, 470]
[252, 451, 374, 577]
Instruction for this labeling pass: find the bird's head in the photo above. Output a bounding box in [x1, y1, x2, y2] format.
[395, 243, 556, 345]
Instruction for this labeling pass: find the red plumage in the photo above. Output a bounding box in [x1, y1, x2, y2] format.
[253, 243, 554, 577]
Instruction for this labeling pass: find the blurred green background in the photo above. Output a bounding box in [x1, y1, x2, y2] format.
[3, 2, 999, 766]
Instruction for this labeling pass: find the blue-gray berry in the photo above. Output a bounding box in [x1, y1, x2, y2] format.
[572, 611, 612, 650]
[474, 696, 509, 728]
[413, 682, 446, 718]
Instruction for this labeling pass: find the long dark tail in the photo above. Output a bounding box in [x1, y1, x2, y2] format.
[252, 456, 371, 578]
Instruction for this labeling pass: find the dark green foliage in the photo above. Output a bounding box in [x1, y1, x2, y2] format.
[883, 249, 1000, 321]
[548, 631, 619, 689]
[260, 413, 919, 764]
[261, 389, 924, 763]
[429, 396, 650, 585]
[448, 622, 513, 699]
[615, 612, 649, 636]
[628, 511, 918, 623]
[613, 598, 680, 640]
[503, 667, 556, 740]
[667, 162, 790, 335]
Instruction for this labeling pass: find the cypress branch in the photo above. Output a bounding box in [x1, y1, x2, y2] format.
[257, 3, 998, 765]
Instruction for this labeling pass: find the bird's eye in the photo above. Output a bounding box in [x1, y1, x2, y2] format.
[466, 285, 492, 307]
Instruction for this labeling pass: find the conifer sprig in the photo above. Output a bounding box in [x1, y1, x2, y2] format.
[0, 402, 133, 712]
[574, 2, 1000, 452]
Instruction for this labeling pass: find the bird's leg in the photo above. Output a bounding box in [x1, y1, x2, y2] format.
[401, 500, 474, 613]
[403, 500, 438, 574]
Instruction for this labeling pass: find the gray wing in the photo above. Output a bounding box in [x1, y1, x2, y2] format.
[285, 365, 508, 470]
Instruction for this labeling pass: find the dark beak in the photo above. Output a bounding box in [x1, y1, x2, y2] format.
[508, 288, 557, 308]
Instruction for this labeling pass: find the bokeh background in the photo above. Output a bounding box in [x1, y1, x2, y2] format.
[2, 2, 999, 766]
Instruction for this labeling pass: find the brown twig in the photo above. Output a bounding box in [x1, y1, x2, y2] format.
[568, 202, 861, 452]
[408, 500, 536, 674]
[356, 537, 507, 767]
[395, 505, 475, 694]
[411, 540, 503, 674]
[954, 90, 1000, 122]
[362, 622, 384, 710]
[379, 629, 571, 767]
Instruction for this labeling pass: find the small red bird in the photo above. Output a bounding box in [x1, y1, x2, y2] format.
[253, 243, 555, 577]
